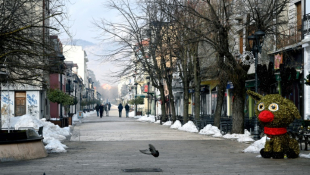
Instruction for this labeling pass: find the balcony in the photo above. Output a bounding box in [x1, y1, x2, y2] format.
[304, 13, 310, 36]
[66, 84, 74, 93]
[276, 25, 302, 49]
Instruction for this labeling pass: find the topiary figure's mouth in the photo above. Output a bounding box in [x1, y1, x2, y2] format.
[258, 110, 274, 123]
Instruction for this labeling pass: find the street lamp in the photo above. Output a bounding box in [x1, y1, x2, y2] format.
[146, 76, 150, 117]
[79, 84, 82, 110]
[134, 82, 138, 116]
[67, 79, 71, 115]
[58, 55, 65, 119]
[248, 29, 265, 140]
[73, 80, 78, 114]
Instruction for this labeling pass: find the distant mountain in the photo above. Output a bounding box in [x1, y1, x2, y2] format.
[73, 39, 96, 48]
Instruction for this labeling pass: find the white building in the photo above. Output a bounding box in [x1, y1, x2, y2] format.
[63, 45, 89, 89]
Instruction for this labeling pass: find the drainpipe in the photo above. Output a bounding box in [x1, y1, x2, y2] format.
[60, 73, 63, 119]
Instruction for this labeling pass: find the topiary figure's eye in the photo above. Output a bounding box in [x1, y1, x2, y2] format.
[268, 103, 279, 112]
[258, 102, 264, 111]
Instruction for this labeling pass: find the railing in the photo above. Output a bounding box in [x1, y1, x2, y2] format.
[66, 84, 74, 93]
[303, 13, 310, 36]
[276, 25, 302, 49]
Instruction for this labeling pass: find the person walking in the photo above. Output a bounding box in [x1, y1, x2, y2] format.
[105, 103, 109, 116]
[99, 104, 104, 118]
[118, 103, 123, 118]
[125, 104, 130, 118]
[107, 102, 111, 116]
[95, 104, 100, 117]
[108, 102, 111, 111]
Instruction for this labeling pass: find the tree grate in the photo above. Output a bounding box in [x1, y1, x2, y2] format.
[122, 168, 162, 172]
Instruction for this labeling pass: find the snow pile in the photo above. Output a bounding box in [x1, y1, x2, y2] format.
[300, 154, 310, 158]
[44, 138, 68, 153]
[2, 116, 20, 128]
[72, 110, 96, 122]
[178, 121, 198, 133]
[83, 110, 96, 117]
[14, 115, 44, 130]
[154, 120, 160, 124]
[72, 113, 79, 122]
[134, 115, 142, 119]
[129, 111, 135, 117]
[243, 136, 266, 153]
[223, 130, 254, 142]
[199, 124, 222, 137]
[6, 114, 71, 153]
[137, 115, 155, 122]
[170, 120, 182, 129]
[163, 121, 172, 126]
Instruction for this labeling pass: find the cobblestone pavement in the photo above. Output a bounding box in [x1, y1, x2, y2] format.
[0, 105, 310, 175]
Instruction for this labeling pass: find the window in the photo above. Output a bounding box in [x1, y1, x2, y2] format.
[296, 2, 302, 30]
[239, 30, 243, 54]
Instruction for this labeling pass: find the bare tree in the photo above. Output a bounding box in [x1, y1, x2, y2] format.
[169, 0, 290, 133]
[93, 0, 172, 122]
[0, 0, 72, 87]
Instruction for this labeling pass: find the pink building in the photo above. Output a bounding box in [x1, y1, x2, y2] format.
[49, 35, 66, 119]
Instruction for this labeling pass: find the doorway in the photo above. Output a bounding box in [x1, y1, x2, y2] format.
[15, 91, 26, 116]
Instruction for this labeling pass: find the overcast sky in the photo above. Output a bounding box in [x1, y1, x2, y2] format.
[64, 0, 110, 43]
[61, 0, 122, 86]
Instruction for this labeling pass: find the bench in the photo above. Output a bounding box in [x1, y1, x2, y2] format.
[220, 117, 232, 134]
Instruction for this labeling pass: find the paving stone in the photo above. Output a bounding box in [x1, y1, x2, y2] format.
[0, 106, 309, 174]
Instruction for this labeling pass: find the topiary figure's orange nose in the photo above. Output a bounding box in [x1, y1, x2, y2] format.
[258, 110, 274, 123]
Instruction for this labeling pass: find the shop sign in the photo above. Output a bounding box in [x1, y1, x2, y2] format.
[78, 111, 83, 119]
[144, 85, 148, 93]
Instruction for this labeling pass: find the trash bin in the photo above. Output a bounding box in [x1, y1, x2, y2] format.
[68, 113, 74, 125]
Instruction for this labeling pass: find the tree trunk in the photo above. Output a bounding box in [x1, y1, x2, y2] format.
[183, 79, 189, 123]
[231, 73, 246, 134]
[169, 88, 177, 122]
[159, 86, 167, 124]
[214, 74, 228, 128]
[193, 53, 201, 123]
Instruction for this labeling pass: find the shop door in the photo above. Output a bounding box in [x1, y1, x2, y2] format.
[15, 92, 26, 116]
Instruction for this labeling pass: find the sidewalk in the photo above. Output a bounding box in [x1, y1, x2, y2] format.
[0, 106, 310, 174]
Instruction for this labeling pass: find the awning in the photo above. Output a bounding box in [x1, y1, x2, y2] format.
[135, 94, 146, 98]
[201, 80, 219, 90]
[247, 63, 255, 74]
[245, 79, 260, 88]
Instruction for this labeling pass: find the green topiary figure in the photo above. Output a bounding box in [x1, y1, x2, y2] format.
[247, 90, 300, 159]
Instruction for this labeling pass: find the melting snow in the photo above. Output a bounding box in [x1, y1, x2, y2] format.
[163, 121, 172, 126]
[224, 130, 254, 142]
[199, 124, 223, 137]
[243, 136, 266, 153]
[137, 115, 156, 122]
[170, 120, 182, 129]
[178, 121, 198, 133]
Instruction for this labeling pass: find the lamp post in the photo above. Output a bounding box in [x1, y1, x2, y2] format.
[58, 55, 65, 120]
[146, 76, 150, 117]
[248, 29, 265, 140]
[73, 80, 78, 114]
[79, 84, 82, 110]
[67, 79, 71, 115]
[134, 82, 138, 116]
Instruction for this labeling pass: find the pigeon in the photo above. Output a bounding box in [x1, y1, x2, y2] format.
[139, 144, 159, 157]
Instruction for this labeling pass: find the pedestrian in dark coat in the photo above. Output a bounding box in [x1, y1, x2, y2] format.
[104, 103, 109, 116]
[118, 103, 123, 118]
[99, 104, 104, 118]
[108, 102, 111, 110]
[125, 104, 130, 118]
[95, 104, 100, 117]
